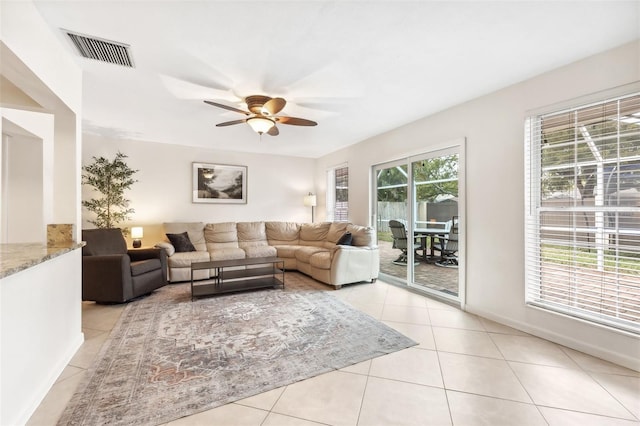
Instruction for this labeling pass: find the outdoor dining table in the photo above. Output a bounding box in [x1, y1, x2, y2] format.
[414, 225, 449, 262]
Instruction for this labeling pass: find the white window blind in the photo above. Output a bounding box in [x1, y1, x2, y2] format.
[525, 92, 640, 334]
[327, 165, 349, 222]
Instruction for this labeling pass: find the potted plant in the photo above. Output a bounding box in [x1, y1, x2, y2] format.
[82, 151, 138, 234]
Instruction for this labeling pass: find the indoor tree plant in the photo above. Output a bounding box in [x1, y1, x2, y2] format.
[82, 151, 138, 234]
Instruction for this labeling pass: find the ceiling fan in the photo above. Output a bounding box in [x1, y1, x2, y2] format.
[204, 95, 317, 136]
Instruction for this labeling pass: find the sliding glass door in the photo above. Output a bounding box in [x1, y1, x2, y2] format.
[373, 143, 464, 304]
[410, 151, 460, 299]
[374, 160, 410, 286]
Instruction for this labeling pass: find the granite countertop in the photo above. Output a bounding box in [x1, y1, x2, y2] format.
[0, 242, 85, 280]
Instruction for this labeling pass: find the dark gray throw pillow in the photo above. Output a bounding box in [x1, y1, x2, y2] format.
[337, 231, 353, 246]
[166, 232, 196, 252]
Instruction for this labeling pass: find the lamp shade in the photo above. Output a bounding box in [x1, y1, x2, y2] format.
[247, 116, 275, 134]
[303, 194, 317, 207]
[131, 227, 144, 239]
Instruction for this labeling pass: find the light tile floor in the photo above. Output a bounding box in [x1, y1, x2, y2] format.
[28, 278, 640, 426]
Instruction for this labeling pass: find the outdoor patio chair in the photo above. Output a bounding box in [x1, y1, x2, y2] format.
[388, 219, 421, 265]
[436, 216, 459, 268]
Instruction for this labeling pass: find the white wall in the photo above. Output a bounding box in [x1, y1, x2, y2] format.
[315, 40, 640, 370]
[6, 134, 43, 242]
[1, 251, 83, 426]
[83, 135, 316, 245]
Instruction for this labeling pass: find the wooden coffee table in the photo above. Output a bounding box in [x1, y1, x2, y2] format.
[190, 256, 285, 300]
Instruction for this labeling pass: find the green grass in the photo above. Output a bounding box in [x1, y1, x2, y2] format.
[541, 245, 640, 276]
[377, 231, 393, 243]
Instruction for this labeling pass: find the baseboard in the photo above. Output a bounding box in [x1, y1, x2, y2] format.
[465, 306, 640, 372]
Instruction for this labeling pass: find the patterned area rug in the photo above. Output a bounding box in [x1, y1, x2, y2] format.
[59, 273, 416, 425]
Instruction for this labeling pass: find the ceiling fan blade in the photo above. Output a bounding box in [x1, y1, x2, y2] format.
[204, 100, 250, 116]
[262, 97, 286, 116]
[267, 125, 279, 136]
[216, 119, 247, 127]
[277, 116, 318, 126]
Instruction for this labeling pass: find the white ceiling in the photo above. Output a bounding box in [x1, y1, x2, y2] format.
[33, 1, 640, 158]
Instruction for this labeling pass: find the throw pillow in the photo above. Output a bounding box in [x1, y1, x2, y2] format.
[166, 232, 196, 252]
[337, 231, 353, 246]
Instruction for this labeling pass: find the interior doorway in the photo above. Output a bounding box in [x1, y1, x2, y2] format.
[373, 142, 465, 305]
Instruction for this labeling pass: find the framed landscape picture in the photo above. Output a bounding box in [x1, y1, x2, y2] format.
[192, 162, 247, 204]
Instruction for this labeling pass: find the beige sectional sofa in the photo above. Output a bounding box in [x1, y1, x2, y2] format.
[155, 221, 379, 289]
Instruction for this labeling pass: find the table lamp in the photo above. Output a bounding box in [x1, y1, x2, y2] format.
[131, 226, 144, 248]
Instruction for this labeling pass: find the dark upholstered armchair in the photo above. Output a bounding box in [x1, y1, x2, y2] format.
[82, 228, 167, 303]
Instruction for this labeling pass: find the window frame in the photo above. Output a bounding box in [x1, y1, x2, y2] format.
[326, 164, 349, 222]
[524, 88, 640, 335]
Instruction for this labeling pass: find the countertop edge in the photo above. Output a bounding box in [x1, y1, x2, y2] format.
[0, 242, 85, 280]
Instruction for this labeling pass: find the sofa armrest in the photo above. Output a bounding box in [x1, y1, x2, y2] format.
[330, 245, 379, 285]
[128, 248, 163, 261]
[154, 242, 175, 257]
[129, 248, 168, 282]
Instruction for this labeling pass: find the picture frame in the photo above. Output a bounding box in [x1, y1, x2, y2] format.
[192, 162, 247, 204]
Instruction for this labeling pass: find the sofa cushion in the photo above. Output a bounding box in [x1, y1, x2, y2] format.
[347, 224, 375, 247]
[163, 222, 206, 251]
[273, 245, 299, 258]
[310, 251, 332, 269]
[204, 222, 239, 250]
[244, 245, 277, 258]
[209, 247, 245, 261]
[130, 258, 162, 276]
[237, 222, 269, 249]
[167, 251, 210, 268]
[266, 221, 301, 245]
[327, 222, 349, 244]
[166, 232, 196, 252]
[299, 222, 331, 246]
[295, 246, 330, 263]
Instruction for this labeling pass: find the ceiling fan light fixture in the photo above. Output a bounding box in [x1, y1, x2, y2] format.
[205, 95, 316, 136]
[247, 116, 275, 134]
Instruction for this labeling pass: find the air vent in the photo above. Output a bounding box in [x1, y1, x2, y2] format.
[64, 30, 134, 67]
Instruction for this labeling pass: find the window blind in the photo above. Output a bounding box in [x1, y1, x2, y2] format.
[525, 92, 640, 334]
[327, 165, 349, 222]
